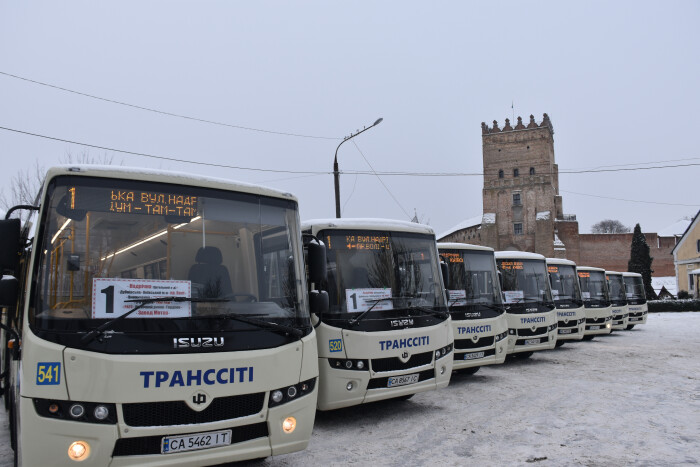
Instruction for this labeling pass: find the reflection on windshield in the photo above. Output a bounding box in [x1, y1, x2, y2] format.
[623, 276, 646, 300]
[548, 264, 581, 302]
[32, 176, 307, 334]
[441, 249, 502, 308]
[578, 271, 610, 304]
[497, 259, 552, 306]
[607, 275, 626, 301]
[320, 229, 445, 315]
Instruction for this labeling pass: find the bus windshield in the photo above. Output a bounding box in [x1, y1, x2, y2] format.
[319, 229, 446, 326]
[497, 258, 554, 313]
[441, 249, 503, 319]
[578, 270, 610, 307]
[30, 175, 308, 352]
[623, 275, 646, 303]
[607, 274, 626, 304]
[548, 264, 582, 307]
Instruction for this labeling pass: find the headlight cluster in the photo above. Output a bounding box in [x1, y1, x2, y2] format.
[268, 378, 316, 408]
[328, 358, 369, 371]
[547, 323, 558, 332]
[494, 330, 508, 342]
[508, 328, 516, 335]
[33, 399, 117, 424]
[578, 317, 586, 324]
[435, 343, 453, 360]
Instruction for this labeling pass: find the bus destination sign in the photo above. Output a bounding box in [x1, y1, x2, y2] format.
[327, 233, 391, 251]
[68, 186, 198, 217]
[441, 252, 464, 263]
[499, 260, 524, 270]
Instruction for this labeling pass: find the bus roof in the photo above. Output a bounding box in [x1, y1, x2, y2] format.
[622, 272, 643, 278]
[577, 266, 606, 273]
[494, 251, 546, 261]
[44, 165, 298, 202]
[546, 257, 577, 267]
[302, 218, 435, 236]
[437, 242, 494, 252]
[606, 270, 624, 276]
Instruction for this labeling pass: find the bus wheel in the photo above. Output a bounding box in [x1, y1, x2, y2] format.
[393, 394, 414, 402]
[626, 324, 635, 330]
[457, 366, 480, 376]
[555, 340, 566, 348]
[582, 335, 595, 341]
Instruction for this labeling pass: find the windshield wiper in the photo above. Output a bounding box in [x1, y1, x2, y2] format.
[408, 304, 449, 320]
[208, 312, 303, 339]
[81, 296, 229, 344]
[347, 297, 396, 327]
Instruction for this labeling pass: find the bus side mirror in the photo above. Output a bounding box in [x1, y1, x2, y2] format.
[0, 275, 19, 308]
[0, 219, 21, 275]
[440, 261, 449, 288]
[309, 290, 329, 316]
[306, 238, 327, 284]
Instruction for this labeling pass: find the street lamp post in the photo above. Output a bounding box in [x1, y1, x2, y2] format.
[334, 117, 383, 218]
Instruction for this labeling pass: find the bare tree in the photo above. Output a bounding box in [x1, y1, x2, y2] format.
[591, 219, 631, 234]
[60, 149, 119, 165]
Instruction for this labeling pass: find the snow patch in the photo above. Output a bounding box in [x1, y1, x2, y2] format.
[536, 211, 550, 221]
[436, 215, 482, 240]
[553, 233, 564, 247]
[652, 276, 678, 297]
[482, 213, 496, 224]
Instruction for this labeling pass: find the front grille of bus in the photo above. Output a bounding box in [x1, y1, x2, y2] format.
[517, 326, 547, 337]
[629, 312, 644, 317]
[455, 348, 496, 360]
[586, 317, 608, 324]
[557, 321, 578, 329]
[111, 422, 268, 457]
[122, 392, 265, 427]
[454, 336, 495, 349]
[366, 369, 435, 390]
[371, 351, 433, 373]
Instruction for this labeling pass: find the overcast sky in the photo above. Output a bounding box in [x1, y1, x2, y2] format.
[1, 1, 698, 236]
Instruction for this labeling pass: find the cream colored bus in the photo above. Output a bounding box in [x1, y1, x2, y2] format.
[577, 266, 613, 339]
[0, 166, 323, 466]
[438, 243, 507, 375]
[303, 219, 453, 410]
[606, 271, 629, 330]
[494, 252, 557, 358]
[623, 272, 648, 329]
[546, 258, 585, 345]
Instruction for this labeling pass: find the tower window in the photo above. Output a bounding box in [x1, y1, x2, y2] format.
[530, 167, 535, 175]
[498, 170, 504, 179]
[514, 223, 523, 235]
[513, 193, 521, 205]
[513, 168, 519, 178]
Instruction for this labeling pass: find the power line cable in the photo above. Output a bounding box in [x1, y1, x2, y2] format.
[560, 190, 700, 207]
[2, 125, 699, 178]
[0, 70, 339, 140]
[352, 140, 412, 219]
[565, 156, 700, 171]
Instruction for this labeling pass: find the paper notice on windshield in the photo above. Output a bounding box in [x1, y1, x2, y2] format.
[504, 290, 524, 304]
[92, 278, 192, 319]
[345, 288, 393, 313]
[582, 291, 591, 299]
[447, 289, 467, 306]
[551, 289, 559, 298]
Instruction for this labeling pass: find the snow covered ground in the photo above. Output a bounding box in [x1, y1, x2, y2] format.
[2, 312, 698, 466]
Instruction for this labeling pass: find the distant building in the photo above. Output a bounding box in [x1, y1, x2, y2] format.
[671, 210, 700, 297]
[438, 113, 681, 276]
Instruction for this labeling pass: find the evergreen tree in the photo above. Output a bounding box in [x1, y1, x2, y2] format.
[627, 223, 657, 300]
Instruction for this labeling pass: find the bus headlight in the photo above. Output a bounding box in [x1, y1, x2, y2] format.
[68, 441, 90, 461]
[271, 390, 284, 404]
[268, 378, 316, 408]
[69, 404, 85, 419]
[282, 417, 297, 434]
[93, 405, 110, 421]
[435, 344, 453, 360]
[33, 399, 117, 424]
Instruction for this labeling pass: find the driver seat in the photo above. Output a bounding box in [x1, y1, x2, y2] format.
[187, 246, 233, 298]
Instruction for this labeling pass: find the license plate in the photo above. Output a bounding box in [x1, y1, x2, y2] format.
[464, 351, 485, 360]
[161, 429, 232, 454]
[558, 329, 572, 334]
[589, 325, 600, 330]
[524, 338, 540, 345]
[388, 373, 419, 388]
[630, 318, 640, 322]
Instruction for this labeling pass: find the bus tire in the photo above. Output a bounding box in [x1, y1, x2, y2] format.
[626, 324, 635, 330]
[555, 340, 566, 348]
[456, 366, 480, 376]
[393, 394, 414, 402]
[582, 335, 595, 341]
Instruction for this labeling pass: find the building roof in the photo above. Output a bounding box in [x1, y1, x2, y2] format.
[671, 210, 700, 256]
[657, 217, 693, 238]
[436, 215, 482, 240]
[652, 276, 678, 297]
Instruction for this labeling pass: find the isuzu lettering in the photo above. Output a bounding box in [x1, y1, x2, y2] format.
[302, 219, 453, 410]
[606, 271, 629, 330]
[622, 272, 647, 329]
[577, 266, 612, 339]
[438, 243, 507, 374]
[0, 166, 323, 466]
[546, 258, 585, 345]
[494, 252, 557, 359]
